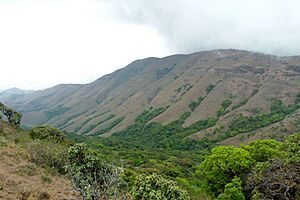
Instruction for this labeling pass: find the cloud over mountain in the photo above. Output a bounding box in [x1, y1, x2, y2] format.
[111, 0, 300, 56]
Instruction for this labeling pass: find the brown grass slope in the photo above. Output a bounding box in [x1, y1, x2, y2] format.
[2, 49, 300, 141]
[0, 121, 80, 200]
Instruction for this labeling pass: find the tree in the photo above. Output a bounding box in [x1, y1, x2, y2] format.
[131, 173, 190, 200]
[197, 146, 255, 196]
[242, 139, 282, 162]
[67, 143, 126, 200]
[29, 125, 65, 142]
[0, 105, 22, 127]
[2, 107, 14, 123]
[11, 111, 22, 126]
[217, 177, 245, 200]
[281, 133, 300, 163]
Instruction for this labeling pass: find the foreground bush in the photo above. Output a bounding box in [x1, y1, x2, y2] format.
[25, 139, 68, 174]
[198, 133, 300, 199]
[197, 146, 254, 197]
[67, 143, 127, 200]
[244, 159, 300, 200]
[131, 173, 190, 200]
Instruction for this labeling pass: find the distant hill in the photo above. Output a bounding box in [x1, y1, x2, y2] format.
[0, 87, 34, 104]
[4, 49, 300, 144]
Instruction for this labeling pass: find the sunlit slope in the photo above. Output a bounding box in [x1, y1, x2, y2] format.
[5, 49, 300, 141]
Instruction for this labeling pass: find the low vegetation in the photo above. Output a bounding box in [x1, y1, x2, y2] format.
[217, 98, 232, 117]
[189, 97, 204, 111]
[218, 99, 300, 141]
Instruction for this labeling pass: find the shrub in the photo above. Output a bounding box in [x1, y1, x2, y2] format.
[29, 126, 65, 142]
[25, 140, 68, 174]
[242, 139, 282, 162]
[206, 84, 215, 93]
[281, 133, 300, 163]
[197, 146, 254, 196]
[131, 173, 190, 200]
[217, 98, 232, 117]
[217, 177, 245, 200]
[67, 143, 126, 199]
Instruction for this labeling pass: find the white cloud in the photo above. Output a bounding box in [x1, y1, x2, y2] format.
[0, 0, 171, 90]
[112, 0, 300, 56]
[1, 0, 300, 90]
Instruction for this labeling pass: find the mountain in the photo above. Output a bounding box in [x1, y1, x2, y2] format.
[4, 49, 300, 144]
[0, 87, 34, 104]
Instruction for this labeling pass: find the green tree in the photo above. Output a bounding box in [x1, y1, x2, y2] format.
[197, 146, 254, 196]
[242, 139, 282, 162]
[217, 177, 245, 200]
[29, 125, 65, 142]
[0, 104, 22, 127]
[131, 173, 190, 200]
[281, 133, 300, 163]
[11, 111, 22, 126]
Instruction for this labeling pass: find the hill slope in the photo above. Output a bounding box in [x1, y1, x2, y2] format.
[5, 49, 300, 143]
[0, 121, 80, 199]
[0, 88, 34, 104]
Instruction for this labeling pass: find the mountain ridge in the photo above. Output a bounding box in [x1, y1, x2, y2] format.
[2, 49, 300, 144]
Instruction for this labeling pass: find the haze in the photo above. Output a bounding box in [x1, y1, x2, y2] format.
[1, 0, 300, 90]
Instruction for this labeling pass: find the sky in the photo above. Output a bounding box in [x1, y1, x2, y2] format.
[0, 0, 300, 91]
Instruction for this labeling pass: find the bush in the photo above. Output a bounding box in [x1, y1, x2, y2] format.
[67, 143, 126, 199]
[197, 146, 254, 196]
[217, 177, 245, 200]
[206, 84, 215, 93]
[281, 133, 300, 163]
[242, 139, 282, 162]
[29, 126, 65, 142]
[25, 140, 68, 174]
[217, 98, 232, 117]
[131, 173, 190, 200]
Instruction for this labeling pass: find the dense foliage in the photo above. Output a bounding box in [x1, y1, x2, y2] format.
[131, 173, 190, 200]
[217, 177, 244, 200]
[29, 125, 65, 142]
[197, 146, 254, 196]
[198, 134, 300, 199]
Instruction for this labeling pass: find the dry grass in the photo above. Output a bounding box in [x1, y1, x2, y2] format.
[0, 122, 81, 200]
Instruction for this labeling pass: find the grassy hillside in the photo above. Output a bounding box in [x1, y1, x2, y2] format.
[3, 49, 300, 144]
[0, 121, 80, 199]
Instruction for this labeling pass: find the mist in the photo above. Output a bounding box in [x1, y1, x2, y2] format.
[111, 0, 300, 56]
